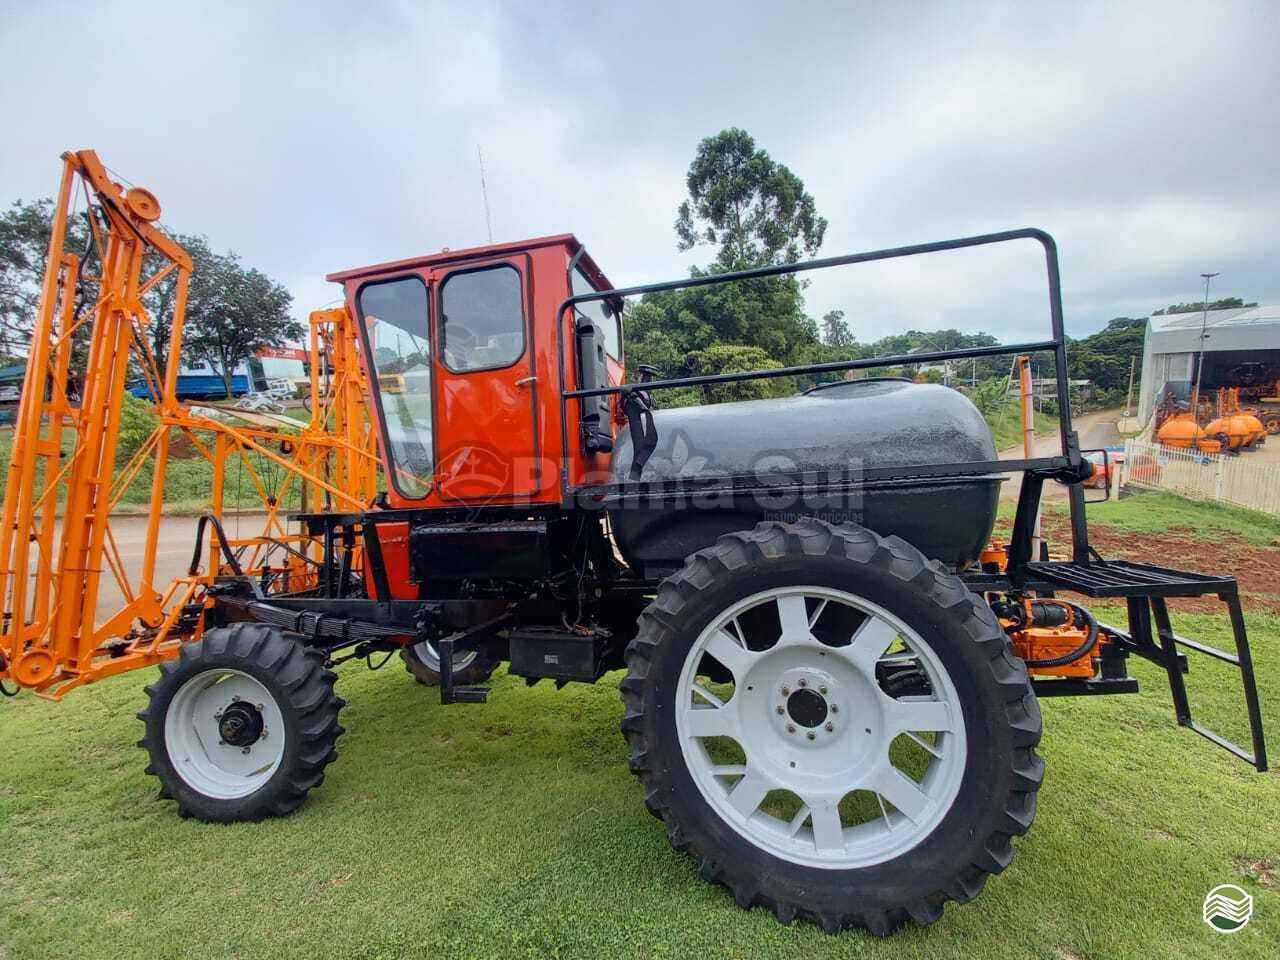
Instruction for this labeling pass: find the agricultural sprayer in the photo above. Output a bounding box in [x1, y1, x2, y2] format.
[0, 151, 1267, 935]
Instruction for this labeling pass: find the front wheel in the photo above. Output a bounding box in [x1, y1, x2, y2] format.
[620, 520, 1043, 934]
[138, 623, 345, 822]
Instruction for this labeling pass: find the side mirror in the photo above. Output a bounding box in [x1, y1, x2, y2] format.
[1081, 448, 1113, 503]
[576, 320, 613, 454]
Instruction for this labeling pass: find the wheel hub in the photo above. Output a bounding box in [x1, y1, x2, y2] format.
[165, 667, 287, 800]
[786, 688, 827, 727]
[218, 699, 264, 748]
[677, 586, 968, 869]
[759, 660, 877, 761]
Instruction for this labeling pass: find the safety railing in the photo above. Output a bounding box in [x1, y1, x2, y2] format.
[1121, 438, 1280, 516]
[554, 228, 1093, 563]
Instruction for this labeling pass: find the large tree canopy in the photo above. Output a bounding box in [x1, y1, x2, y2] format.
[0, 196, 301, 399]
[628, 129, 827, 402]
[674, 127, 827, 269]
[1065, 316, 1145, 394]
[1153, 297, 1256, 316]
[0, 198, 91, 364]
[183, 249, 302, 398]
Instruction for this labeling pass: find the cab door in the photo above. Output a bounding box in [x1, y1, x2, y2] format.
[429, 256, 541, 501]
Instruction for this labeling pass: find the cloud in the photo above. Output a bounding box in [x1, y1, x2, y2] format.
[2, 0, 1276, 347]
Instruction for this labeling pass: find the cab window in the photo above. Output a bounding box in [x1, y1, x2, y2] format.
[357, 276, 433, 498]
[572, 266, 621, 360]
[439, 265, 525, 372]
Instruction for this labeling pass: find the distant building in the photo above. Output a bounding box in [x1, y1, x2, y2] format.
[1137, 305, 1280, 422]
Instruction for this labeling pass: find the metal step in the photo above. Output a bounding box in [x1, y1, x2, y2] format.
[1100, 594, 1267, 771]
[1023, 559, 1237, 598]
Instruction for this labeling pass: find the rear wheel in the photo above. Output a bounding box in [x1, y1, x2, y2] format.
[620, 520, 1043, 934]
[138, 623, 345, 822]
[400, 638, 497, 687]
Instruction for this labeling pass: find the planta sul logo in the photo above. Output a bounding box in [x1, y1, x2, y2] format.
[1202, 883, 1253, 933]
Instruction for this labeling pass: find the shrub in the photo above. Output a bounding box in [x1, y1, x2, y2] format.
[117, 393, 161, 466]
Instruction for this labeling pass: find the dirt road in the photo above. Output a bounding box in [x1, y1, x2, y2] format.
[95, 513, 264, 618]
[998, 407, 1123, 501]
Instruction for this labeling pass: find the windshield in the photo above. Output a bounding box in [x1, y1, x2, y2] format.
[357, 276, 433, 498]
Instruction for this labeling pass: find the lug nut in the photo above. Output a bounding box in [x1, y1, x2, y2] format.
[830, 704, 839, 714]
[798, 678, 807, 688]
[806, 731, 816, 741]
[819, 685, 828, 695]
[241, 746, 251, 755]
[824, 722, 834, 732]
[775, 705, 785, 715]
[786, 724, 796, 734]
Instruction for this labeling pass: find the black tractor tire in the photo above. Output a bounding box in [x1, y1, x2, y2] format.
[619, 519, 1043, 935]
[400, 639, 497, 687]
[138, 623, 345, 822]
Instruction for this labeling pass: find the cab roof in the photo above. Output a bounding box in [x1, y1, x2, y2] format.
[326, 233, 614, 292]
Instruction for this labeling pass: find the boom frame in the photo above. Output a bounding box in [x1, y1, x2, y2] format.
[0, 151, 378, 698]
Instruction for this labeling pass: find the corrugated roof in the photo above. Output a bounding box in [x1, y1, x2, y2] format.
[1148, 304, 1279, 333]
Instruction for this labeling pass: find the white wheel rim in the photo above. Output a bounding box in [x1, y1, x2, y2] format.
[676, 586, 968, 870]
[412, 639, 477, 672]
[164, 669, 286, 800]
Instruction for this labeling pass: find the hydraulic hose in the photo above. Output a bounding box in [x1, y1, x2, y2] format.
[1023, 601, 1099, 668]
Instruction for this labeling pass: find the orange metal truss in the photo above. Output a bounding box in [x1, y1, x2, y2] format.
[0, 150, 378, 699]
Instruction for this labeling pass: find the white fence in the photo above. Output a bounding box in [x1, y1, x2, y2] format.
[1121, 438, 1280, 516]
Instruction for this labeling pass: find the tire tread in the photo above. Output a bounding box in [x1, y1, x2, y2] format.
[618, 519, 1044, 935]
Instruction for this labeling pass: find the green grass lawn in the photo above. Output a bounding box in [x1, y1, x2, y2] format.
[1049, 491, 1280, 547]
[998, 490, 1280, 549]
[1, 611, 1276, 960]
[2, 498, 1278, 959]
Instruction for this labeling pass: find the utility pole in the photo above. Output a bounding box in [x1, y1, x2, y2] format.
[1191, 272, 1218, 414]
[1124, 355, 1136, 417]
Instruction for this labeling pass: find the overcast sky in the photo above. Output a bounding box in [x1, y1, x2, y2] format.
[2, 0, 1277, 344]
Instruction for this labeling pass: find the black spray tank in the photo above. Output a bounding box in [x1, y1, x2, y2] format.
[605, 378, 1003, 577]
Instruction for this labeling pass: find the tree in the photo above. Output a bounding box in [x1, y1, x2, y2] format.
[625, 266, 819, 394]
[627, 129, 829, 401]
[821, 309, 854, 348]
[1153, 297, 1256, 315]
[140, 233, 215, 376]
[0, 198, 92, 364]
[675, 128, 827, 269]
[2, 199, 300, 399]
[686, 343, 786, 404]
[183, 249, 302, 399]
[1064, 315, 1146, 398]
